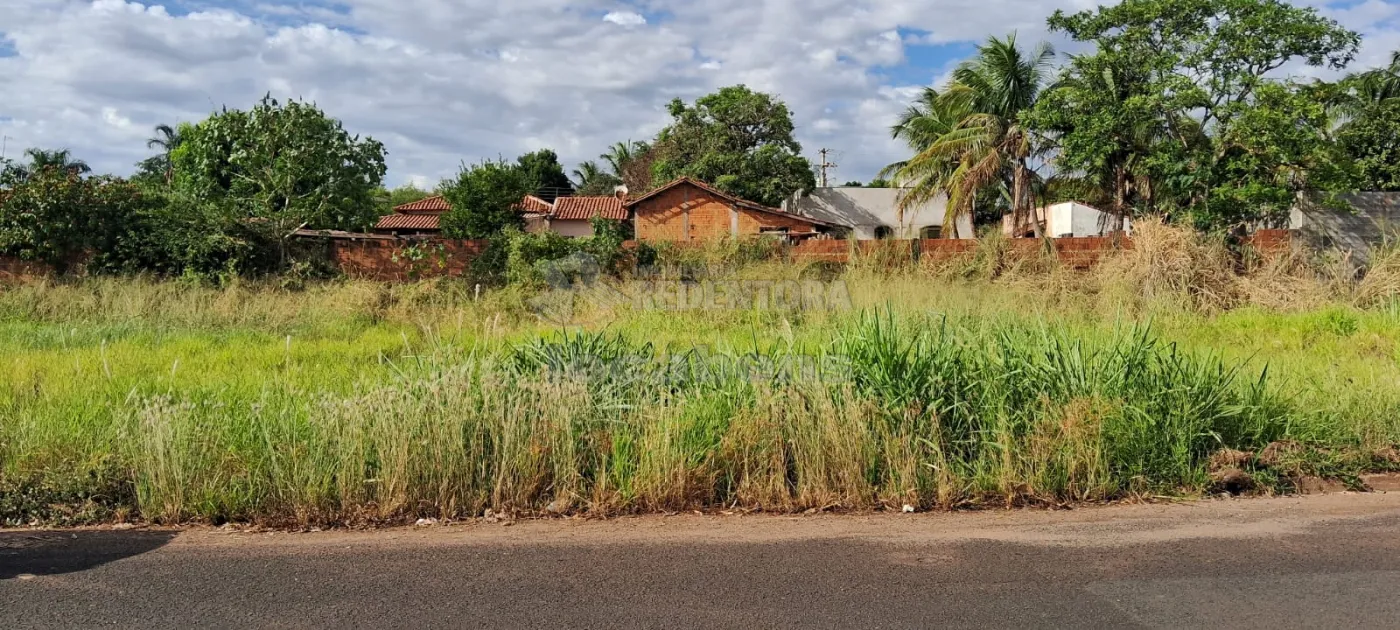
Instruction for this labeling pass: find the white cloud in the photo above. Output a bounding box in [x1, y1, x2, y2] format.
[0, 0, 1396, 186]
[602, 11, 647, 27]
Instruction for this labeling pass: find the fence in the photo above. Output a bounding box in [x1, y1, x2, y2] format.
[0, 230, 1295, 282]
[321, 236, 491, 282]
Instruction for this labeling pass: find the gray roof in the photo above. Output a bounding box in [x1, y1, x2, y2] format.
[783, 188, 951, 229]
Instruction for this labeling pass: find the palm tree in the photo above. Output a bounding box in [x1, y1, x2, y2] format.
[602, 140, 649, 178]
[1353, 51, 1400, 105]
[23, 148, 90, 177]
[880, 87, 973, 235]
[147, 123, 182, 154]
[572, 160, 622, 195]
[145, 123, 182, 183]
[884, 34, 1055, 238]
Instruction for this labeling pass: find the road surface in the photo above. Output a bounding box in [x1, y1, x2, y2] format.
[4, 493, 1400, 629]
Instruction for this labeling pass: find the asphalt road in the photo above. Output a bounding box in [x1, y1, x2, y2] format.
[5, 493, 1400, 629]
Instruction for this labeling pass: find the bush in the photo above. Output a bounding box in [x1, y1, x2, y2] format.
[0, 169, 151, 270]
[439, 160, 530, 239]
[97, 192, 285, 280]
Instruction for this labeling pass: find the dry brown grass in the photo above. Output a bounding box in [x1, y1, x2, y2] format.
[1093, 220, 1245, 311]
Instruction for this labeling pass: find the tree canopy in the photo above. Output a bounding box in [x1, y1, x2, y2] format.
[172, 95, 387, 232]
[438, 159, 531, 239]
[647, 85, 815, 207]
[516, 149, 574, 202]
[1031, 0, 1360, 229]
[1339, 100, 1400, 192]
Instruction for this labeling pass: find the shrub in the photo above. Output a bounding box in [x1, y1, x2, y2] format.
[0, 169, 151, 271]
[439, 160, 531, 239]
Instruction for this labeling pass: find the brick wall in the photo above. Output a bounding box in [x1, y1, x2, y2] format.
[326, 238, 489, 282]
[737, 207, 821, 235]
[0, 255, 58, 282]
[1248, 229, 1292, 254]
[787, 236, 1130, 268]
[635, 186, 720, 241]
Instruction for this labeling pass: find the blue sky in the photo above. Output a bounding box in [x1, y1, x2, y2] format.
[1, 0, 1397, 187]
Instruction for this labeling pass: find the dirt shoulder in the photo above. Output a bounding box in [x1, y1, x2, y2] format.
[106, 490, 1400, 552]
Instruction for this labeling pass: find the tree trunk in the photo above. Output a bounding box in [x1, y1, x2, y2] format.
[1016, 161, 1043, 239]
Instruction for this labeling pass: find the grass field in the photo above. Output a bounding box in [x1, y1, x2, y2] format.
[4, 229, 1400, 526]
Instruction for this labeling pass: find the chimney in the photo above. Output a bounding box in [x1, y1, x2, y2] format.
[614, 184, 629, 201]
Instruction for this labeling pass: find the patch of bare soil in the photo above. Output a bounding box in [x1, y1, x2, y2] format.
[132, 492, 1400, 554]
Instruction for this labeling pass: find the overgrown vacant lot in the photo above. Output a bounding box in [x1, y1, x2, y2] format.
[4, 235, 1400, 526]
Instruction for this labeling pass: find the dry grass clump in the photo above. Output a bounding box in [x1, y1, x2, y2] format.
[1351, 240, 1400, 308]
[1094, 220, 1245, 311]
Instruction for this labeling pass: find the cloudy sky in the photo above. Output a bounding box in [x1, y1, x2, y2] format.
[2, 0, 1398, 188]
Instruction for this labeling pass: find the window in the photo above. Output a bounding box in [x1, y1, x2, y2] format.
[919, 226, 942, 239]
[874, 226, 894, 240]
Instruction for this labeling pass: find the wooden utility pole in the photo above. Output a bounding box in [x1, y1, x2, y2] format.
[818, 148, 837, 188]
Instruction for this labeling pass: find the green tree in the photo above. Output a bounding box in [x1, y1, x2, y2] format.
[572, 160, 621, 196]
[1343, 51, 1400, 110]
[172, 95, 387, 233]
[439, 159, 531, 238]
[1027, 56, 1176, 222]
[883, 35, 1054, 237]
[16, 148, 91, 179]
[135, 123, 184, 185]
[1338, 100, 1400, 191]
[1042, 0, 1360, 229]
[516, 149, 574, 202]
[648, 85, 815, 207]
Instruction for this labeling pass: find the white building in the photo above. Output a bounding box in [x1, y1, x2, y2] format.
[782, 187, 975, 239]
[1005, 202, 1130, 238]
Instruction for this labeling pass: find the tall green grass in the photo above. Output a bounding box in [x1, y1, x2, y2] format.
[4, 292, 1396, 526]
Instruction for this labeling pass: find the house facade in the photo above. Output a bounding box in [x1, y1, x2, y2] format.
[781, 187, 975, 239]
[542, 195, 628, 237]
[629, 178, 834, 241]
[1003, 202, 1130, 238]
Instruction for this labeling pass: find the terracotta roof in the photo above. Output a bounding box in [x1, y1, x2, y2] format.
[626, 178, 837, 228]
[550, 196, 628, 221]
[393, 195, 451, 213]
[375, 213, 441, 231]
[514, 195, 554, 214]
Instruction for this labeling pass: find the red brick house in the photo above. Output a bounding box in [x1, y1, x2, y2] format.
[627, 178, 834, 241]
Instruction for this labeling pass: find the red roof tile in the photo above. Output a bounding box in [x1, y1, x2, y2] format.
[550, 196, 628, 221]
[514, 195, 554, 214]
[393, 195, 451, 213]
[375, 213, 441, 231]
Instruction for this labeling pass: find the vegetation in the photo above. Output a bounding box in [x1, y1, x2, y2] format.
[876, 0, 1399, 234]
[3, 226, 1400, 526]
[1337, 101, 1400, 192]
[0, 168, 150, 269]
[645, 86, 816, 207]
[885, 35, 1055, 237]
[516, 149, 575, 202]
[10, 0, 1400, 527]
[439, 159, 532, 239]
[172, 95, 388, 233]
